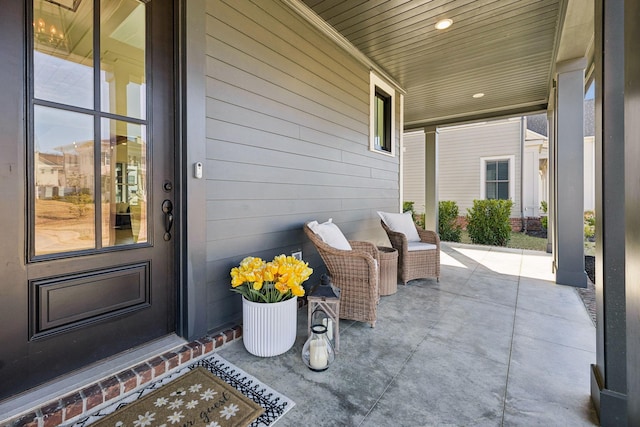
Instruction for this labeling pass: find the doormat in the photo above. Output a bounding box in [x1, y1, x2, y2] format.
[71, 354, 295, 427]
[89, 367, 263, 427]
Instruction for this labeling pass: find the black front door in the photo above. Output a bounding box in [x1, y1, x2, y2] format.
[0, 0, 177, 400]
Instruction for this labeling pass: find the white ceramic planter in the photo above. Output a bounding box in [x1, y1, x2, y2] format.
[242, 296, 298, 357]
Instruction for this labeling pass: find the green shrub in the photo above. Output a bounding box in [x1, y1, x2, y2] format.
[438, 201, 462, 242]
[540, 201, 548, 230]
[403, 201, 415, 213]
[584, 210, 595, 226]
[65, 189, 93, 218]
[584, 210, 595, 240]
[466, 199, 513, 246]
[403, 201, 425, 228]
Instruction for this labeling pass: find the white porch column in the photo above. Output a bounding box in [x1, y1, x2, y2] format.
[554, 57, 588, 287]
[423, 126, 438, 231]
[546, 107, 555, 255]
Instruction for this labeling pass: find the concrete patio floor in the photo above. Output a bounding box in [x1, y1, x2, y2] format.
[218, 242, 599, 426]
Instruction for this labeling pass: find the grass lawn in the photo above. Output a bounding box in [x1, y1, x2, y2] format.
[457, 230, 548, 252]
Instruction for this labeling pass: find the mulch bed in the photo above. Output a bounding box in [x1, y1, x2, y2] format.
[580, 255, 596, 325]
[585, 255, 595, 284]
[524, 229, 548, 239]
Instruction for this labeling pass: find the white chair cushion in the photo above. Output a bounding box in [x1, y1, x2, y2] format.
[377, 211, 421, 242]
[407, 242, 438, 251]
[307, 219, 352, 250]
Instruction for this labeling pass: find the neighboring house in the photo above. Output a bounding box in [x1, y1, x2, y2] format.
[403, 105, 595, 230]
[35, 152, 64, 198]
[404, 116, 549, 231]
[438, 118, 525, 230]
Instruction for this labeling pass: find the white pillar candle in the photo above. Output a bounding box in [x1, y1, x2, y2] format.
[309, 338, 328, 370]
[322, 318, 333, 341]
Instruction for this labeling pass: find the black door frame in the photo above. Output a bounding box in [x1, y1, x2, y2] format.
[0, 0, 28, 398]
[175, 0, 208, 342]
[0, 0, 188, 400]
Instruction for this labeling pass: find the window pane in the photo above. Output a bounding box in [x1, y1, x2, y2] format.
[34, 106, 95, 255]
[100, 0, 146, 119]
[497, 160, 509, 180]
[486, 161, 497, 180]
[497, 182, 509, 199]
[375, 94, 385, 150]
[101, 119, 147, 246]
[33, 0, 93, 109]
[486, 183, 496, 199]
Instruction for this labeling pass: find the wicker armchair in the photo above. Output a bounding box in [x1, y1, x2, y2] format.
[380, 220, 440, 285]
[303, 223, 380, 327]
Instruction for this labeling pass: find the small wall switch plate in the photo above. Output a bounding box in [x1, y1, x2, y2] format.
[292, 251, 302, 260]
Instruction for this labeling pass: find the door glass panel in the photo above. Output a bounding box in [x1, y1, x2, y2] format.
[101, 119, 147, 246]
[34, 105, 95, 255]
[31, 0, 148, 258]
[100, 0, 146, 119]
[33, 0, 93, 109]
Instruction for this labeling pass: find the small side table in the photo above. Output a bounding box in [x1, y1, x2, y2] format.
[377, 246, 398, 296]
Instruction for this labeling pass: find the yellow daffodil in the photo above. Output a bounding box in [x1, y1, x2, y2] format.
[230, 254, 312, 303]
[275, 282, 289, 293]
[291, 284, 305, 297]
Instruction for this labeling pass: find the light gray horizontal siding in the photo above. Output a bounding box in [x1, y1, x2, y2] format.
[204, 0, 400, 330]
[438, 120, 522, 217]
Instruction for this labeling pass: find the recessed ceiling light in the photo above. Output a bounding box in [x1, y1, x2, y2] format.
[435, 19, 453, 30]
[472, 92, 485, 98]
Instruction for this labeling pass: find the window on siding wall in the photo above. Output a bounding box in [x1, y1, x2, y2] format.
[486, 160, 509, 199]
[480, 155, 515, 201]
[374, 89, 391, 152]
[370, 72, 395, 156]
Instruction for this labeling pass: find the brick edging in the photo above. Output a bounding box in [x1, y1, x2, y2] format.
[4, 326, 243, 427]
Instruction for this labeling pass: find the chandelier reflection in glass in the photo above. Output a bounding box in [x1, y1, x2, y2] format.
[33, 1, 71, 53]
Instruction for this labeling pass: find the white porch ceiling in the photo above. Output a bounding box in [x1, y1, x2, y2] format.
[300, 0, 592, 129]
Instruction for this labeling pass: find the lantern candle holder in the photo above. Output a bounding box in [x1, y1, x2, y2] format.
[301, 323, 335, 371]
[307, 274, 340, 351]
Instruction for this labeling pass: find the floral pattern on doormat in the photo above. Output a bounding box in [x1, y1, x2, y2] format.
[69, 354, 294, 427]
[89, 367, 263, 427]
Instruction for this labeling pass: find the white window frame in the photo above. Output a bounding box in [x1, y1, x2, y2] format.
[480, 155, 515, 200]
[370, 72, 395, 157]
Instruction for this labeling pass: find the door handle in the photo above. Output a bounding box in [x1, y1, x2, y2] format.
[162, 199, 173, 241]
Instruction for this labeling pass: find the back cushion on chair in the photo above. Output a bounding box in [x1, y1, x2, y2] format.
[377, 211, 421, 242]
[307, 219, 352, 250]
